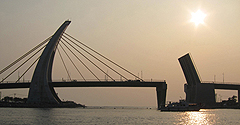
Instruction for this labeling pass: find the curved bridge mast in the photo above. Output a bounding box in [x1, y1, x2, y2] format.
[27, 21, 71, 104]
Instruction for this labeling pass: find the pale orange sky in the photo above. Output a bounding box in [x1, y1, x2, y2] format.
[0, 1, 240, 107]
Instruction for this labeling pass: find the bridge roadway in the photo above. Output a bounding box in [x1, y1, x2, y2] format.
[213, 83, 240, 100]
[0, 81, 166, 89]
[213, 83, 240, 90]
[202, 83, 240, 102]
[0, 81, 167, 109]
[200, 82, 240, 90]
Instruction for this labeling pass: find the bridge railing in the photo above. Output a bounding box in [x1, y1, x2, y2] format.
[53, 79, 166, 83]
[201, 81, 240, 85]
[0, 80, 31, 84]
[0, 79, 166, 84]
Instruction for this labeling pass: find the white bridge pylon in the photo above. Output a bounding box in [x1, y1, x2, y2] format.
[27, 21, 71, 104]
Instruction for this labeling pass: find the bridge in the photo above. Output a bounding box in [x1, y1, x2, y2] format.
[179, 53, 240, 106]
[0, 21, 167, 109]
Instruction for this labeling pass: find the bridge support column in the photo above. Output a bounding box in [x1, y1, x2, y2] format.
[238, 90, 240, 105]
[156, 83, 167, 109]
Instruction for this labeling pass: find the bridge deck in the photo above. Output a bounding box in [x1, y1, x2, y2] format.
[213, 83, 240, 90]
[0, 81, 166, 89]
[202, 83, 240, 90]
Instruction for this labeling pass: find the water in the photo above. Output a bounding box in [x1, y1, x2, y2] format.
[0, 107, 239, 125]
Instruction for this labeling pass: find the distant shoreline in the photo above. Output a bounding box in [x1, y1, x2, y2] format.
[0, 101, 86, 108]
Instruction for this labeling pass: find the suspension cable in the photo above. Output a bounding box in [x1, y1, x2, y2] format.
[15, 56, 40, 83]
[57, 47, 72, 81]
[64, 33, 143, 81]
[1, 45, 46, 83]
[62, 37, 115, 81]
[60, 39, 101, 81]
[0, 36, 51, 75]
[63, 35, 128, 81]
[59, 42, 86, 81]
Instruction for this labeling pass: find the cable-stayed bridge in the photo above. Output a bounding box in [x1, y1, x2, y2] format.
[0, 21, 167, 109]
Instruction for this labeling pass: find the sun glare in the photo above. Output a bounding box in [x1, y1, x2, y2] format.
[190, 10, 206, 26]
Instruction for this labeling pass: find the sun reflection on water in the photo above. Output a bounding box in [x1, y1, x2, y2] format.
[179, 109, 216, 124]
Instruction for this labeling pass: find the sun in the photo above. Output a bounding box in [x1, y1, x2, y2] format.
[190, 10, 206, 26]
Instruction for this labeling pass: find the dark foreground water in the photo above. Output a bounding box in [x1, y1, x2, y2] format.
[0, 107, 239, 125]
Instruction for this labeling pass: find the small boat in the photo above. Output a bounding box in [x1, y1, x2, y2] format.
[161, 99, 200, 112]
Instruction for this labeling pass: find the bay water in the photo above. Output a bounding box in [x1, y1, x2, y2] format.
[0, 107, 239, 125]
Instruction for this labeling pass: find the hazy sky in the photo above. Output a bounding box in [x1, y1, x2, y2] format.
[0, 0, 240, 107]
